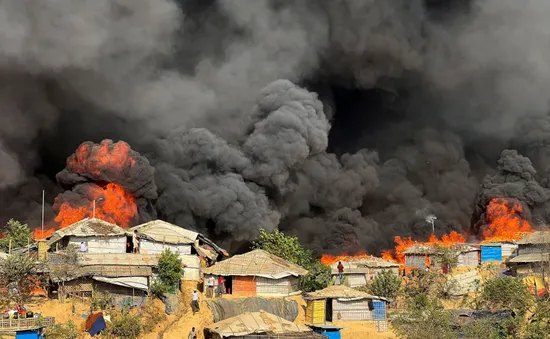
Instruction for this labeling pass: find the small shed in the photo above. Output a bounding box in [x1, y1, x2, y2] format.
[203, 249, 308, 297]
[46, 218, 127, 254]
[404, 244, 479, 270]
[330, 257, 399, 287]
[304, 285, 388, 324]
[205, 311, 320, 339]
[480, 241, 517, 262]
[507, 232, 550, 276]
[129, 220, 197, 255]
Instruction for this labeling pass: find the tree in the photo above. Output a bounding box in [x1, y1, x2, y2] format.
[299, 262, 332, 292]
[48, 245, 80, 301]
[151, 249, 182, 297]
[0, 219, 32, 252]
[477, 277, 535, 315]
[0, 253, 43, 304]
[252, 229, 313, 268]
[367, 270, 401, 301]
[252, 229, 331, 291]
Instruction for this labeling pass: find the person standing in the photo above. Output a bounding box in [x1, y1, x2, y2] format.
[337, 261, 344, 284]
[207, 276, 215, 298]
[132, 230, 139, 253]
[217, 276, 225, 297]
[191, 290, 200, 314]
[188, 327, 197, 339]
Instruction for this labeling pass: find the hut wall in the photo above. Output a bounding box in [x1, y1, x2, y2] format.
[68, 235, 126, 254]
[343, 274, 367, 288]
[517, 245, 549, 256]
[233, 276, 257, 297]
[256, 277, 291, 296]
[180, 255, 201, 281]
[305, 299, 326, 324]
[457, 251, 479, 267]
[502, 243, 518, 257]
[332, 299, 373, 321]
[59, 278, 94, 297]
[480, 246, 502, 262]
[93, 281, 147, 308]
[405, 254, 426, 269]
[138, 240, 192, 255]
[289, 276, 300, 293]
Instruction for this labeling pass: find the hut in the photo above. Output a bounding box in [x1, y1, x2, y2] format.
[202, 249, 308, 297]
[480, 241, 518, 262]
[205, 311, 322, 339]
[330, 257, 399, 287]
[45, 218, 127, 254]
[507, 232, 550, 277]
[404, 244, 479, 271]
[303, 285, 388, 324]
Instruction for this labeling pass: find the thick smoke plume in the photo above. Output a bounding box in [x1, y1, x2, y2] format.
[2, 0, 550, 254]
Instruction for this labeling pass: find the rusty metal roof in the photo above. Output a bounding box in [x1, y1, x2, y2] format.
[46, 218, 126, 246]
[304, 285, 387, 301]
[203, 249, 308, 278]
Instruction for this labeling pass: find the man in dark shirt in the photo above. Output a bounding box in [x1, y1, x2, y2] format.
[337, 261, 344, 285]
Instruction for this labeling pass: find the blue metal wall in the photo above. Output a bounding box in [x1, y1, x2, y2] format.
[15, 331, 39, 339]
[480, 246, 502, 261]
[313, 329, 341, 339]
[373, 301, 386, 320]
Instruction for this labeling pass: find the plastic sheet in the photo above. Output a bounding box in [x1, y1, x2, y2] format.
[206, 297, 299, 323]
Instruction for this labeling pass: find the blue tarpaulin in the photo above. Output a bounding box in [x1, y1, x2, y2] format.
[89, 315, 106, 336]
[480, 245, 502, 262]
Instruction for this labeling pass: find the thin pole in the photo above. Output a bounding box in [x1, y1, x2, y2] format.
[93, 200, 96, 219]
[41, 190, 45, 236]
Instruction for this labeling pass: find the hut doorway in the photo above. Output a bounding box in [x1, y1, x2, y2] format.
[126, 236, 134, 253]
[326, 298, 333, 322]
[225, 276, 233, 295]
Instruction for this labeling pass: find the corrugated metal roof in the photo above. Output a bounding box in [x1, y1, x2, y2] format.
[46, 218, 126, 246]
[79, 265, 152, 277]
[330, 257, 399, 270]
[129, 220, 198, 244]
[77, 253, 160, 266]
[404, 244, 478, 255]
[516, 231, 550, 245]
[206, 311, 312, 337]
[509, 253, 550, 263]
[304, 285, 387, 301]
[203, 249, 308, 278]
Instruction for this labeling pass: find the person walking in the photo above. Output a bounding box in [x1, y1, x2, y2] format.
[188, 327, 197, 339]
[80, 242, 88, 252]
[191, 290, 200, 314]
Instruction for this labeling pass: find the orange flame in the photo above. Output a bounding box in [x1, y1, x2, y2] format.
[482, 198, 533, 242]
[320, 251, 371, 266]
[67, 140, 136, 177]
[55, 183, 137, 228]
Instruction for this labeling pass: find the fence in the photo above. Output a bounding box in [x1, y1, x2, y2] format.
[0, 317, 55, 332]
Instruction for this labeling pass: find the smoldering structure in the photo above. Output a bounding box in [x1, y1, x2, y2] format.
[2, 0, 550, 254]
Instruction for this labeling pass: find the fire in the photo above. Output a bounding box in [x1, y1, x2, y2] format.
[32, 228, 55, 240]
[383, 231, 466, 265]
[67, 140, 136, 178]
[55, 183, 137, 228]
[320, 251, 371, 265]
[482, 198, 533, 242]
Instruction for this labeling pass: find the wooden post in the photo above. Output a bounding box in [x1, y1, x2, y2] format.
[8, 239, 11, 254]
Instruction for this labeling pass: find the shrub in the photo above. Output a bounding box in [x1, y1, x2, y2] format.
[299, 262, 332, 292]
[0, 219, 32, 251]
[477, 276, 534, 315]
[44, 320, 79, 339]
[109, 310, 142, 339]
[367, 270, 401, 301]
[151, 249, 182, 297]
[91, 290, 113, 312]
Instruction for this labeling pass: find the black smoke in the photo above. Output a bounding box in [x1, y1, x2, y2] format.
[1, 0, 550, 255]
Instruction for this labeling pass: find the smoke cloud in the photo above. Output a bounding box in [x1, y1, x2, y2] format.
[2, 0, 550, 254]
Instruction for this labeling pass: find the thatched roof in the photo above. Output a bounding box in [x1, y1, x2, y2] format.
[509, 253, 550, 263]
[206, 311, 313, 337]
[203, 249, 308, 279]
[129, 220, 198, 244]
[46, 218, 125, 246]
[516, 231, 550, 245]
[304, 285, 388, 301]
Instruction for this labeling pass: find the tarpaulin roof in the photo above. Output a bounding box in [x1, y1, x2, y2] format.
[46, 218, 126, 246]
[203, 249, 308, 278]
[304, 285, 388, 302]
[129, 220, 198, 244]
[92, 276, 149, 291]
[205, 311, 312, 337]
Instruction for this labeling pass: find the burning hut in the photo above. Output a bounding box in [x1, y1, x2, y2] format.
[507, 231, 550, 277]
[129, 220, 227, 280]
[205, 311, 321, 339]
[404, 244, 479, 271]
[45, 218, 127, 254]
[202, 249, 308, 297]
[480, 241, 518, 262]
[330, 257, 399, 287]
[303, 285, 388, 324]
